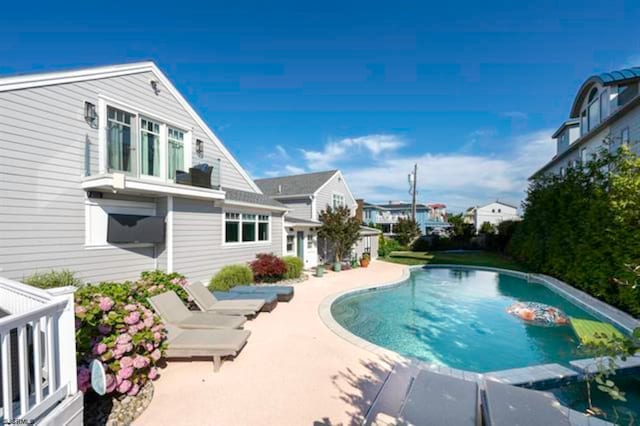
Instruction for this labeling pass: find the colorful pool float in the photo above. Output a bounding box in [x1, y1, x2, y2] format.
[506, 302, 569, 326]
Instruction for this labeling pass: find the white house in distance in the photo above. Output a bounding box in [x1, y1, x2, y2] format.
[533, 66, 640, 177]
[464, 201, 520, 232]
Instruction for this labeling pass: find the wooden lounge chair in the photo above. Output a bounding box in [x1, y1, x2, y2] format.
[185, 282, 264, 317]
[164, 324, 251, 372]
[148, 291, 246, 330]
[230, 285, 294, 302]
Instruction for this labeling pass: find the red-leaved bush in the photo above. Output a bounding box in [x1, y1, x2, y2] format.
[250, 253, 287, 283]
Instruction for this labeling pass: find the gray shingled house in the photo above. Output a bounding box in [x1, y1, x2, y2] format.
[255, 170, 380, 268]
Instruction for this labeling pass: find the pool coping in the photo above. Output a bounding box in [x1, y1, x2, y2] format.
[318, 263, 640, 388]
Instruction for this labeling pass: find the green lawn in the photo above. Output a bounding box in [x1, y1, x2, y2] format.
[381, 250, 529, 272]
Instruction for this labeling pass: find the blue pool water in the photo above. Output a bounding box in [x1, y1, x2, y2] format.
[331, 267, 603, 372]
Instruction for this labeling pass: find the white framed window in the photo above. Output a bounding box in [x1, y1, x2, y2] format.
[363, 236, 371, 253]
[600, 89, 610, 120]
[621, 127, 630, 146]
[258, 215, 269, 241]
[307, 234, 314, 249]
[560, 167, 566, 177]
[580, 147, 587, 164]
[332, 193, 345, 209]
[85, 198, 156, 248]
[168, 127, 185, 180]
[286, 235, 294, 252]
[107, 106, 135, 174]
[140, 117, 161, 177]
[224, 212, 270, 244]
[618, 83, 638, 107]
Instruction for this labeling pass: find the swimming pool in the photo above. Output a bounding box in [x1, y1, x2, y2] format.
[331, 267, 606, 372]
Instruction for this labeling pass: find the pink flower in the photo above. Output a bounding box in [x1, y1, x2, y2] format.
[98, 297, 114, 312]
[119, 356, 134, 369]
[118, 366, 134, 380]
[116, 333, 132, 344]
[150, 349, 162, 361]
[143, 317, 154, 328]
[133, 356, 149, 369]
[117, 379, 132, 394]
[148, 367, 159, 380]
[153, 332, 162, 342]
[77, 366, 91, 392]
[112, 347, 124, 360]
[92, 343, 107, 355]
[124, 304, 137, 311]
[98, 324, 111, 335]
[127, 383, 140, 396]
[105, 374, 117, 393]
[124, 312, 140, 325]
[145, 343, 154, 352]
[75, 306, 87, 316]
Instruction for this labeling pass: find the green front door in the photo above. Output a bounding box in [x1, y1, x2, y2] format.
[296, 231, 304, 260]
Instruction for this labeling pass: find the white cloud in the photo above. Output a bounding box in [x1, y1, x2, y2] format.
[284, 164, 305, 174]
[267, 144, 289, 160]
[301, 134, 404, 170]
[339, 129, 555, 212]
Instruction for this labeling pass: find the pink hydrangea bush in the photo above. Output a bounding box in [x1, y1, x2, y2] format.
[74, 282, 167, 397]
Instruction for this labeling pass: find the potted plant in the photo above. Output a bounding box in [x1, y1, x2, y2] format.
[333, 261, 342, 272]
[315, 264, 325, 277]
[360, 253, 371, 268]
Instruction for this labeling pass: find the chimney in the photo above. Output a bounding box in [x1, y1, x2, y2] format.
[355, 199, 364, 223]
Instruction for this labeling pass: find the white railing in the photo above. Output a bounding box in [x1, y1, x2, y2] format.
[0, 277, 77, 423]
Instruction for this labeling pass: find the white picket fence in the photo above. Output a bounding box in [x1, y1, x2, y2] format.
[0, 277, 78, 423]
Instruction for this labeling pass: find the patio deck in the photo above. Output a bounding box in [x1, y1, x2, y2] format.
[135, 260, 407, 426]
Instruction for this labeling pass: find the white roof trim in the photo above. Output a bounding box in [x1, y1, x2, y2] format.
[223, 199, 289, 212]
[0, 61, 262, 194]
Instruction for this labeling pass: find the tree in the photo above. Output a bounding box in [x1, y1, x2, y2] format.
[394, 217, 421, 245]
[318, 206, 362, 263]
[448, 213, 475, 240]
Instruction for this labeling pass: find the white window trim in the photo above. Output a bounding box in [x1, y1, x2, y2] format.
[286, 234, 295, 253]
[332, 192, 346, 209]
[222, 211, 272, 246]
[97, 94, 193, 183]
[84, 197, 157, 250]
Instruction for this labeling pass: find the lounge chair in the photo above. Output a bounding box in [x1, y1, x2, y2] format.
[230, 285, 294, 302]
[148, 291, 246, 329]
[164, 324, 251, 372]
[185, 282, 264, 316]
[212, 291, 278, 312]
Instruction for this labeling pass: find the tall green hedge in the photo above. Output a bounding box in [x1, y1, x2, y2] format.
[509, 147, 640, 316]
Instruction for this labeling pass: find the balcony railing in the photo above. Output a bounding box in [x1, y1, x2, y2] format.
[0, 277, 78, 423]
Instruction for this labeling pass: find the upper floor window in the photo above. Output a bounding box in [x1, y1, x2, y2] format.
[332, 193, 345, 209]
[618, 83, 638, 107]
[621, 127, 630, 146]
[140, 117, 161, 177]
[107, 107, 134, 174]
[587, 88, 600, 132]
[600, 89, 610, 119]
[104, 103, 188, 181]
[168, 127, 185, 180]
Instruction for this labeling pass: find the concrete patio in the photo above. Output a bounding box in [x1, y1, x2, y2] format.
[136, 260, 407, 426]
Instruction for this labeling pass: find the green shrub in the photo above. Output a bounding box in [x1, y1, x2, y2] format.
[209, 264, 254, 291]
[24, 269, 82, 289]
[378, 235, 405, 257]
[282, 256, 303, 279]
[510, 147, 640, 316]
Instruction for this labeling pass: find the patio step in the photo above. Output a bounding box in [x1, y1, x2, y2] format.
[484, 363, 580, 389]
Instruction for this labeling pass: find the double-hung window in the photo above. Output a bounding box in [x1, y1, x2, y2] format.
[242, 214, 257, 242]
[140, 117, 161, 177]
[332, 193, 345, 209]
[286, 235, 294, 252]
[107, 107, 135, 174]
[225, 213, 240, 243]
[168, 127, 185, 180]
[258, 215, 269, 241]
[621, 128, 630, 146]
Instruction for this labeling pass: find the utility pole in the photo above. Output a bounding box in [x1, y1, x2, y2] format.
[408, 163, 418, 222]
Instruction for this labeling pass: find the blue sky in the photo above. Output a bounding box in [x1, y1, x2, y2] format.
[2, 0, 640, 211]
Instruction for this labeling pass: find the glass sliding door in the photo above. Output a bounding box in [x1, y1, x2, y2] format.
[107, 107, 135, 174]
[168, 127, 185, 180]
[140, 117, 161, 177]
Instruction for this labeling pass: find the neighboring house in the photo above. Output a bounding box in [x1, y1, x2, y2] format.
[359, 200, 449, 235]
[464, 201, 520, 232]
[255, 170, 379, 267]
[533, 66, 640, 177]
[0, 62, 289, 284]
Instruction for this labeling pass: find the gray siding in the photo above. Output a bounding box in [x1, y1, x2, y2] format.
[354, 233, 379, 260]
[0, 70, 262, 282]
[314, 173, 356, 220]
[279, 197, 312, 220]
[172, 198, 284, 283]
